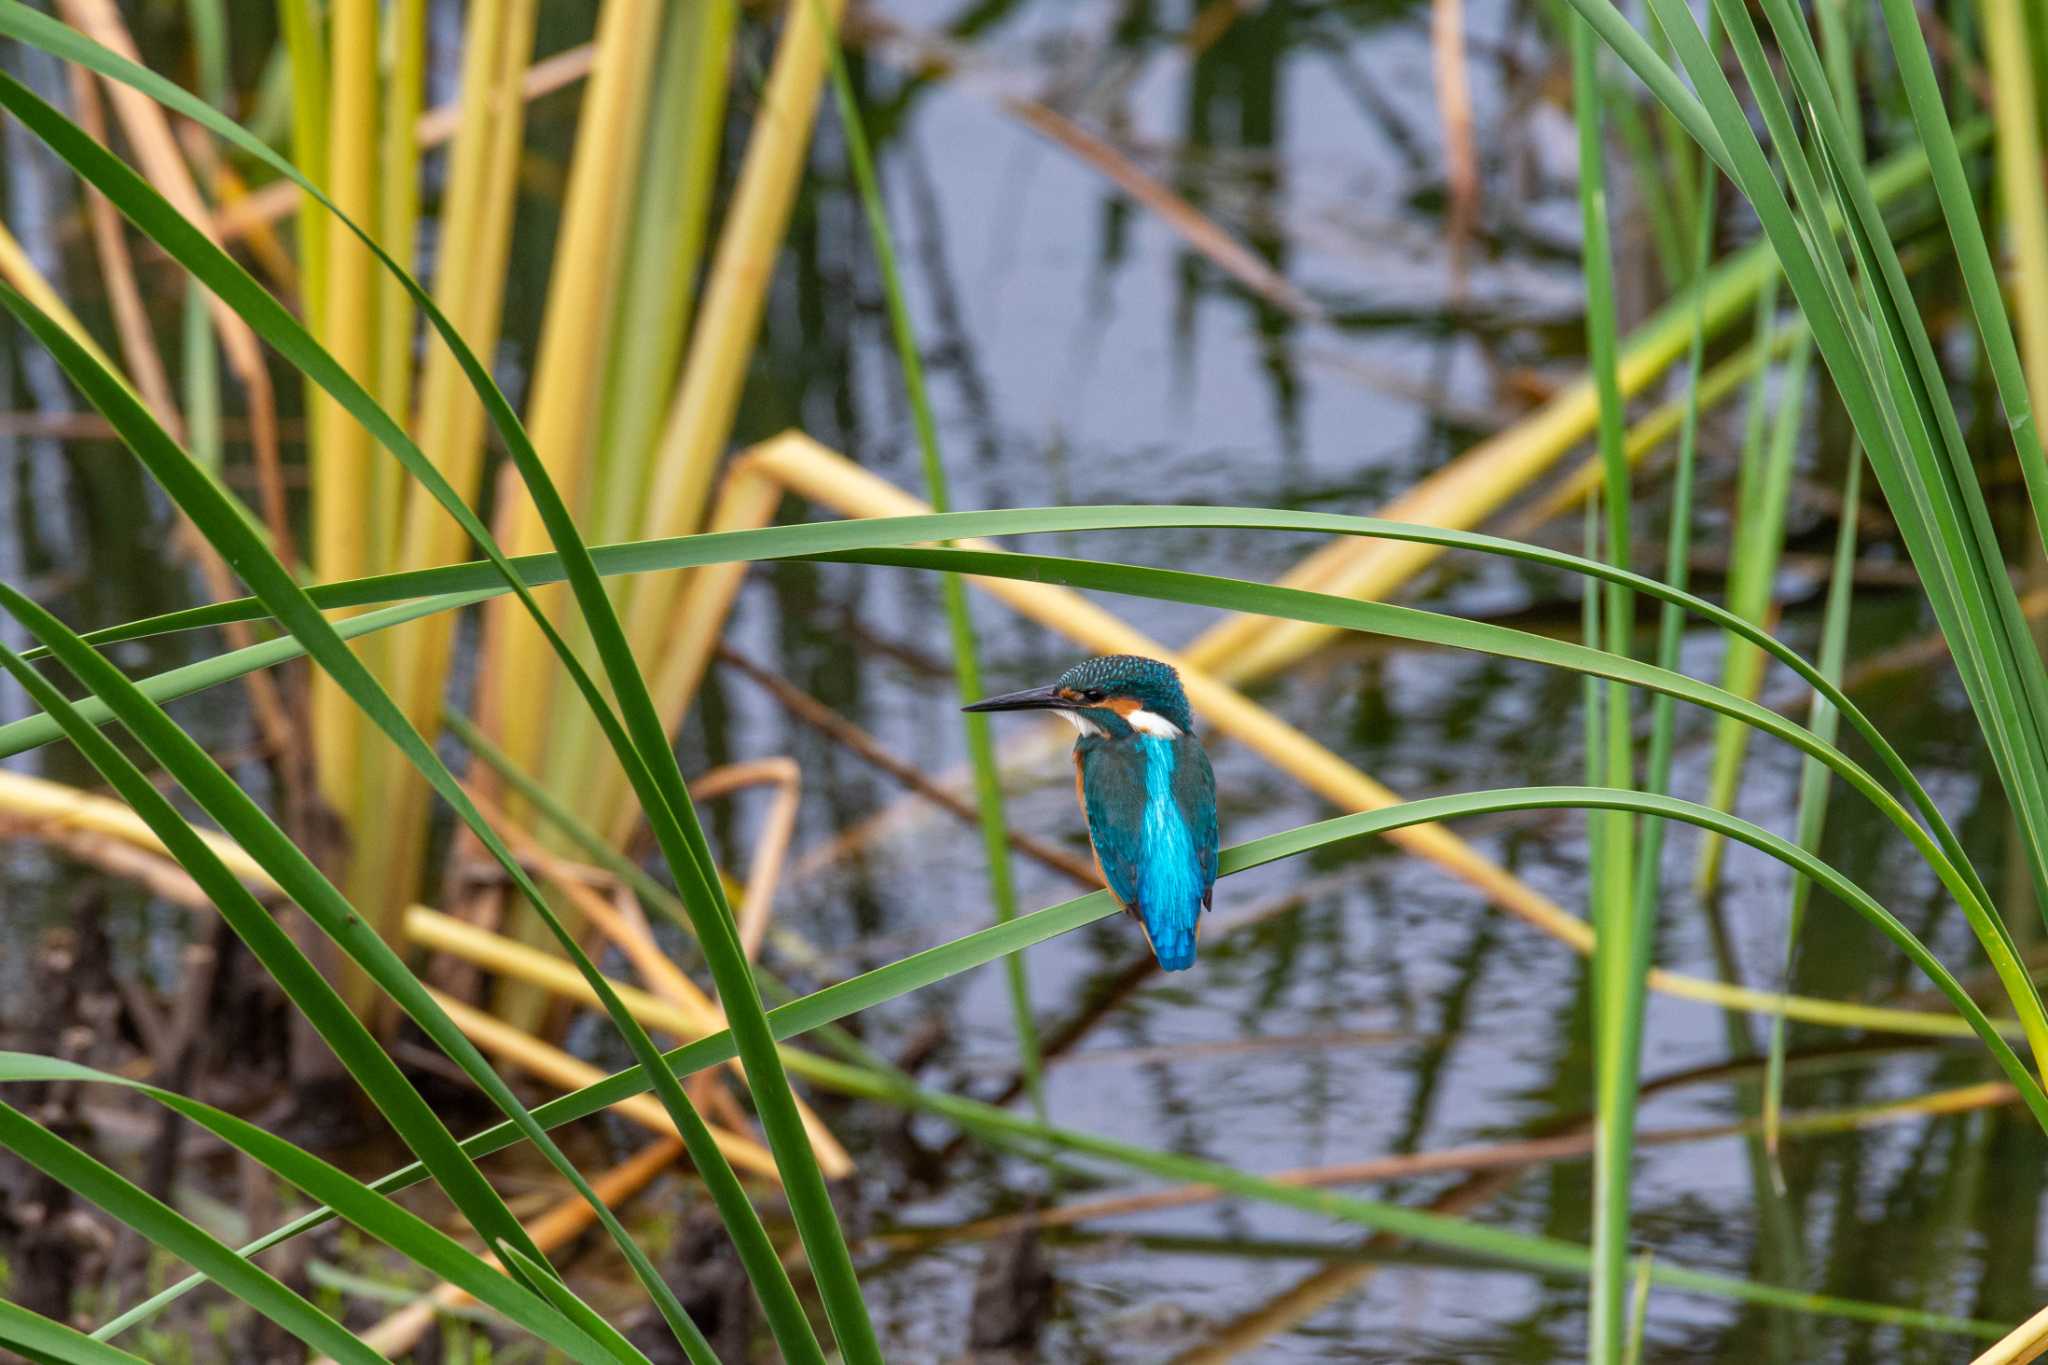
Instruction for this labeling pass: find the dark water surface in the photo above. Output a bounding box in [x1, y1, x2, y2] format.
[0, 0, 2038, 1360]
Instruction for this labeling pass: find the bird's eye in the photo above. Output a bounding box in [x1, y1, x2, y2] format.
[1083, 689, 1106, 703]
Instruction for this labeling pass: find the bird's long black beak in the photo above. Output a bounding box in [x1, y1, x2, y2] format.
[962, 684, 1071, 714]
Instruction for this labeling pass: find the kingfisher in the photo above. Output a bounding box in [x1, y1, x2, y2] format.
[964, 655, 1218, 971]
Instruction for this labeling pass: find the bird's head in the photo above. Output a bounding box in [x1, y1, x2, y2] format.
[962, 654, 1194, 739]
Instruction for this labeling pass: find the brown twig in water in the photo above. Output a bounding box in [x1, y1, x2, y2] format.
[67, 67, 182, 439]
[719, 645, 1103, 887]
[1431, 0, 1478, 291]
[880, 1080, 2015, 1260]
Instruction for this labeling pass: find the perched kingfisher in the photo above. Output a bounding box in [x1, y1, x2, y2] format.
[964, 655, 1218, 971]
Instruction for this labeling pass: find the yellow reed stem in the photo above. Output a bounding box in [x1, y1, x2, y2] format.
[0, 220, 126, 385]
[479, 0, 663, 798]
[1503, 327, 1800, 536]
[0, 770, 274, 890]
[310, 0, 380, 824]
[1982, 0, 2048, 430]
[730, 433, 2021, 1043]
[376, 0, 538, 963]
[693, 758, 803, 962]
[1179, 290, 1768, 686]
[373, 0, 426, 570]
[423, 986, 782, 1181]
[617, 0, 850, 666]
[579, 889, 855, 1179]
[1976, 1302, 2048, 1365]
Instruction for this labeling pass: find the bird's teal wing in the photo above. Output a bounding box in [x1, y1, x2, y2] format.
[1076, 738, 1146, 911]
[1173, 734, 1219, 911]
[1078, 735, 1213, 971]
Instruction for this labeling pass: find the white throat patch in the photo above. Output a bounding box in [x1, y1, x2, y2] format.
[1127, 708, 1184, 738]
[1057, 709, 1106, 737]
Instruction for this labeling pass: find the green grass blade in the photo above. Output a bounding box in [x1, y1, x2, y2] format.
[0, 1100, 385, 1363]
[1696, 329, 1814, 891]
[0, 502, 1989, 917]
[0, 33, 851, 1356]
[810, 0, 1046, 1128]
[1569, 15, 1645, 1354]
[0, 1054, 638, 1364]
[0, 1300, 150, 1364]
[1870, 0, 2048, 549]
[0, 590, 555, 1285]
[1765, 452, 1863, 1161]
[4, 499, 2031, 1060]
[498, 1245, 679, 1365]
[103, 783, 2048, 1337]
[0, 279, 781, 1361]
[1590, 0, 2048, 943]
[447, 709, 896, 1074]
[1632, 138, 1718, 970]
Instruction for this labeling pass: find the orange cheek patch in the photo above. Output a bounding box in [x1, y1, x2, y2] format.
[1105, 697, 1141, 716]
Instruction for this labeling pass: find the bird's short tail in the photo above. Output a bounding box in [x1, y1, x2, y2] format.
[1142, 918, 1199, 972]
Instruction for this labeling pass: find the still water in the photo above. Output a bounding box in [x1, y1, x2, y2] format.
[0, 0, 2035, 1359]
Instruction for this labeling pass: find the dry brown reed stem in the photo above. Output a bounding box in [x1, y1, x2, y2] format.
[877, 1081, 2018, 1254]
[1430, 0, 1477, 288]
[324, 1134, 686, 1364]
[621, 0, 851, 683]
[690, 758, 803, 963]
[407, 900, 852, 1177]
[725, 432, 2012, 1042]
[852, 9, 1320, 321]
[52, 0, 291, 568]
[719, 644, 1105, 887]
[423, 986, 783, 1181]
[67, 67, 178, 437]
[212, 42, 595, 243]
[0, 815, 214, 912]
[482, 0, 664, 795]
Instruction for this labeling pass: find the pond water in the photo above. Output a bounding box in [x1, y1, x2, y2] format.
[0, 0, 2038, 1360]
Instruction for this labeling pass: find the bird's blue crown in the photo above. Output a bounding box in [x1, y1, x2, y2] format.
[1055, 655, 1196, 734]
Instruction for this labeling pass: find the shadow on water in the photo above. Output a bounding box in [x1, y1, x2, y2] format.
[0, 0, 2036, 1359]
